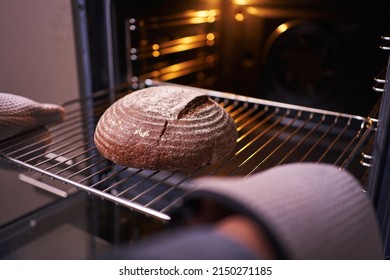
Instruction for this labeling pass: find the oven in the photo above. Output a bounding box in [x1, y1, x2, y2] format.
[1, 0, 390, 259]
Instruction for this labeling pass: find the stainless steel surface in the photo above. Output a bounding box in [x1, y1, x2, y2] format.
[126, 7, 220, 89]
[366, 35, 390, 257]
[0, 84, 376, 221]
[373, 68, 387, 93]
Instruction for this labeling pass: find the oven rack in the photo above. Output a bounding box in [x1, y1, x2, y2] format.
[0, 84, 377, 221]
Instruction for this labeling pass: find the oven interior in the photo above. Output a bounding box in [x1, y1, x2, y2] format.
[1, 0, 390, 259]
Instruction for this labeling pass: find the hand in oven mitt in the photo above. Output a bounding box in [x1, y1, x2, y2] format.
[0, 92, 65, 141]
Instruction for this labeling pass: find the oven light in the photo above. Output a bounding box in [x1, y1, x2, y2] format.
[233, 0, 247, 5]
[152, 71, 160, 78]
[196, 10, 209, 18]
[182, 37, 192, 44]
[190, 10, 217, 24]
[152, 44, 160, 51]
[206, 55, 215, 63]
[191, 17, 205, 24]
[196, 10, 216, 18]
[207, 10, 216, 23]
[168, 64, 181, 73]
[206, 33, 215, 41]
[152, 51, 160, 57]
[208, 10, 216, 17]
[276, 23, 288, 34]
[235, 12, 244, 21]
[207, 16, 216, 23]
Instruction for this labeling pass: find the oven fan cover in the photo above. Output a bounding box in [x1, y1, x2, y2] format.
[263, 21, 347, 109]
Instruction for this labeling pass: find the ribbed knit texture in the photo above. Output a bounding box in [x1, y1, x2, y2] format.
[191, 163, 383, 259]
[0, 92, 64, 141]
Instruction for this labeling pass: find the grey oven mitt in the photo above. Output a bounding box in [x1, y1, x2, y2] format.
[0, 92, 65, 141]
[186, 163, 384, 259]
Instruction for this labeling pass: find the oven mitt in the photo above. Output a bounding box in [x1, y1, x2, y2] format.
[184, 163, 384, 259]
[0, 92, 65, 142]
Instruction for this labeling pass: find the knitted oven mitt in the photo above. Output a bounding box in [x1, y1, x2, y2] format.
[0, 92, 65, 141]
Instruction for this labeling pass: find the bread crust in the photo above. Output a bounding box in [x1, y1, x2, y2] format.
[94, 86, 237, 170]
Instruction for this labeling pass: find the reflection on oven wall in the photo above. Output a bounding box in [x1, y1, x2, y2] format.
[122, 0, 221, 90]
[221, 0, 390, 115]
[123, 0, 390, 116]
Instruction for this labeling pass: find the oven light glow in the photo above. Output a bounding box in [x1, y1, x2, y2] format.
[190, 17, 206, 24]
[182, 37, 193, 44]
[196, 10, 209, 18]
[206, 55, 215, 63]
[152, 51, 160, 57]
[276, 23, 288, 33]
[234, 0, 247, 5]
[152, 44, 160, 50]
[207, 16, 216, 23]
[168, 64, 181, 73]
[196, 10, 216, 18]
[206, 33, 215, 41]
[207, 10, 216, 23]
[235, 12, 244, 21]
[190, 10, 217, 24]
[208, 10, 217, 17]
[152, 71, 160, 78]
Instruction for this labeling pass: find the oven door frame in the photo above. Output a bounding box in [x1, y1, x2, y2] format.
[72, 0, 390, 258]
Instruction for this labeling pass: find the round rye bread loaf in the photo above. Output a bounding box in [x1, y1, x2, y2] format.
[94, 86, 237, 170]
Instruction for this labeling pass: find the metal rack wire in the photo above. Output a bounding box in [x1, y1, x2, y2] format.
[0, 84, 377, 221]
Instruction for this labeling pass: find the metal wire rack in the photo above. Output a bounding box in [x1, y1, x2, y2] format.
[0, 83, 378, 221]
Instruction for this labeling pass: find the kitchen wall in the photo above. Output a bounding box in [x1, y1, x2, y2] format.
[0, 0, 79, 104]
[0, 0, 80, 225]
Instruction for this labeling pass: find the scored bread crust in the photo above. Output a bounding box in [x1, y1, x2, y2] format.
[94, 86, 237, 170]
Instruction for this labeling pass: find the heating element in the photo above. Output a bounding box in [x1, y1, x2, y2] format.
[0, 82, 377, 221]
[126, 8, 220, 88]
